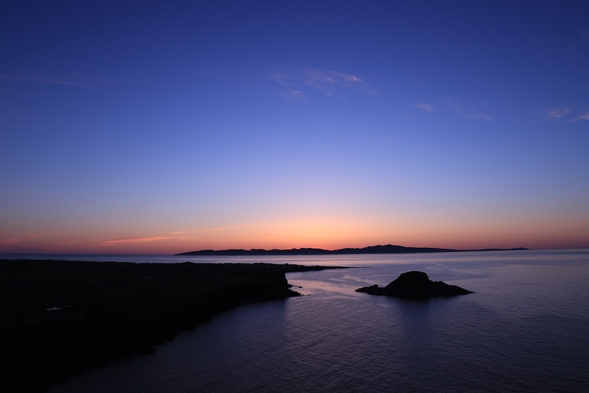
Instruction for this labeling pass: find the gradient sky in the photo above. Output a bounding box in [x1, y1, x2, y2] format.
[1, 1, 588, 254]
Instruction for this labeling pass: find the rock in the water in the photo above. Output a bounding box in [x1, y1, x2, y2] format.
[356, 271, 472, 299]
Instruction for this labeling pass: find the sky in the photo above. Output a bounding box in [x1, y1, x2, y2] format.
[1, 0, 588, 254]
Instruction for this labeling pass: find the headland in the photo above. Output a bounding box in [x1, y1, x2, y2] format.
[0, 259, 346, 393]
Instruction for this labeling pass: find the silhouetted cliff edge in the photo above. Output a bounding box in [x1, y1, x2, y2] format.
[0, 260, 346, 393]
[177, 244, 528, 256]
[356, 271, 472, 299]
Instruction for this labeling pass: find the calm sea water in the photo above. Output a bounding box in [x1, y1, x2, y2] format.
[28, 249, 589, 392]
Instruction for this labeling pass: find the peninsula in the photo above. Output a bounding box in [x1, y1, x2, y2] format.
[177, 244, 528, 256]
[0, 259, 346, 393]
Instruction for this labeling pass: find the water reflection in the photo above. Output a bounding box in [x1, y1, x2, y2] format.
[47, 250, 589, 393]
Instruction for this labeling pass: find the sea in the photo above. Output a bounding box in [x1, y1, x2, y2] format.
[5, 249, 589, 392]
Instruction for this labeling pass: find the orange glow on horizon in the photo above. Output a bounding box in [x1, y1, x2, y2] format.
[1, 213, 588, 254]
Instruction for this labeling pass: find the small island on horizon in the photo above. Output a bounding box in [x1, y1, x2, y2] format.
[177, 244, 528, 256]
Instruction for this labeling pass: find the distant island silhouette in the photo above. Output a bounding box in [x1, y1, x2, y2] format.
[177, 244, 528, 256]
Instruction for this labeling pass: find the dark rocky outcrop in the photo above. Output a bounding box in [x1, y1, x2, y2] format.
[356, 271, 472, 299]
[0, 260, 346, 393]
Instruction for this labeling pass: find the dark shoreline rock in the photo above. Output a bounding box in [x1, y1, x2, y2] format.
[356, 271, 472, 299]
[0, 259, 347, 393]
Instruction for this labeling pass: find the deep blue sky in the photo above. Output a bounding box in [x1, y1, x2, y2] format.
[1, 1, 588, 253]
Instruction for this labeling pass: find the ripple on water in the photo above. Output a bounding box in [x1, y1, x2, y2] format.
[48, 251, 589, 393]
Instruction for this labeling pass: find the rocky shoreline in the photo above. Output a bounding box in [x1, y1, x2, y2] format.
[0, 259, 346, 393]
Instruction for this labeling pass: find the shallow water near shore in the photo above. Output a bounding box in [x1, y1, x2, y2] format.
[42, 249, 589, 392]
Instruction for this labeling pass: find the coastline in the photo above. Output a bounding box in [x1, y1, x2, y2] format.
[0, 259, 346, 393]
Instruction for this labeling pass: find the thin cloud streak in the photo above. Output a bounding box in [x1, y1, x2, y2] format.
[103, 236, 172, 245]
[102, 223, 268, 246]
[279, 90, 306, 100]
[0, 73, 127, 89]
[417, 103, 436, 111]
[271, 67, 365, 99]
[546, 108, 572, 121]
[416, 99, 493, 121]
[0, 233, 45, 247]
[571, 112, 589, 122]
[0, 237, 20, 247]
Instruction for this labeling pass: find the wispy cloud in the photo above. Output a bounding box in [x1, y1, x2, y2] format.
[279, 90, 306, 100]
[0, 237, 20, 247]
[571, 111, 589, 122]
[303, 70, 362, 86]
[546, 107, 572, 121]
[416, 99, 493, 121]
[270, 67, 366, 99]
[0, 72, 128, 89]
[416, 103, 436, 111]
[301, 69, 362, 95]
[103, 236, 172, 245]
[0, 232, 44, 247]
[102, 223, 267, 246]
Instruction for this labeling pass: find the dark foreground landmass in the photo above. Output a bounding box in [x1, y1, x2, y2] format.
[356, 271, 473, 299]
[0, 260, 346, 393]
[177, 244, 528, 256]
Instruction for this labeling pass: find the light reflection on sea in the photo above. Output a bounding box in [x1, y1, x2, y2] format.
[32, 249, 589, 393]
